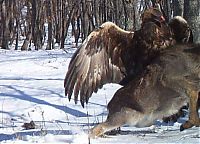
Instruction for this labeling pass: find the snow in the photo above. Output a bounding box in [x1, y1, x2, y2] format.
[0, 48, 199, 143]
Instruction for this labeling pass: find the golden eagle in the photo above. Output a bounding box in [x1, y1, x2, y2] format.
[64, 8, 174, 107]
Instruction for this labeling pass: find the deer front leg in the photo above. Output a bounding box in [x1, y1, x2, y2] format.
[89, 112, 126, 138]
[180, 90, 200, 131]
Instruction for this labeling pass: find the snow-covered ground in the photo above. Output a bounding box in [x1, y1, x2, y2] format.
[0, 48, 199, 143]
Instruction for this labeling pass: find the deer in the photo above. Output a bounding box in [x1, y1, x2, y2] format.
[89, 43, 200, 138]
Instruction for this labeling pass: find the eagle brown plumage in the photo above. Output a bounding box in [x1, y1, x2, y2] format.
[64, 8, 174, 107]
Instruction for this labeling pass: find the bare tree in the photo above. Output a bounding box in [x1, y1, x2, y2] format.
[184, 0, 200, 43]
[0, 0, 199, 50]
[172, 0, 184, 16]
[46, 0, 54, 50]
[1, 0, 11, 49]
[21, 1, 32, 50]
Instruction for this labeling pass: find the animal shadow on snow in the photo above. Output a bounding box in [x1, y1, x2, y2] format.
[0, 84, 89, 117]
[0, 129, 72, 142]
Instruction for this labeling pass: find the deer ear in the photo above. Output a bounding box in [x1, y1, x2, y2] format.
[188, 28, 193, 43]
[183, 28, 193, 43]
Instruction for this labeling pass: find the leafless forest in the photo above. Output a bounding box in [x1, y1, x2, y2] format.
[0, 0, 200, 50]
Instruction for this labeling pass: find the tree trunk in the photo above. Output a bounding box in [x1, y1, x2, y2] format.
[46, 0, 54, 50]
[31, 0, 43, 50]
[1, 1, 10, 49]
[172, 0, 184, 17]
[21, 32, 32, 51]
[21, 1, 32, 51]
[184, 0, 200, 43]
[162, 0, 171, 22]
[60, 2, 75, 49]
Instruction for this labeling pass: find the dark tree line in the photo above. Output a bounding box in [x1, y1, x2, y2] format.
[0, 0, 200, 50]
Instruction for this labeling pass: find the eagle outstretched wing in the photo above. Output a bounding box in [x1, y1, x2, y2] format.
[64, 8, 174, 107]
[64, 22, 134, 107]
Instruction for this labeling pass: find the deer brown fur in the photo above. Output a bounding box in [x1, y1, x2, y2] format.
[89, 43, 200, 137]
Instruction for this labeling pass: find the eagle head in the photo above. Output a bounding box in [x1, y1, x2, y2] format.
[141, 8, 166, 27]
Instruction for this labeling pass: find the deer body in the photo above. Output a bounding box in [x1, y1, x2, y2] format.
[90, 44, 200, 137]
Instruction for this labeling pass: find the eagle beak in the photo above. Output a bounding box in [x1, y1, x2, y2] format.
[160, 16, 165, 22]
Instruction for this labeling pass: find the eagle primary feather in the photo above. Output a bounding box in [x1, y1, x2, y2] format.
[64, 22, 134, 106]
